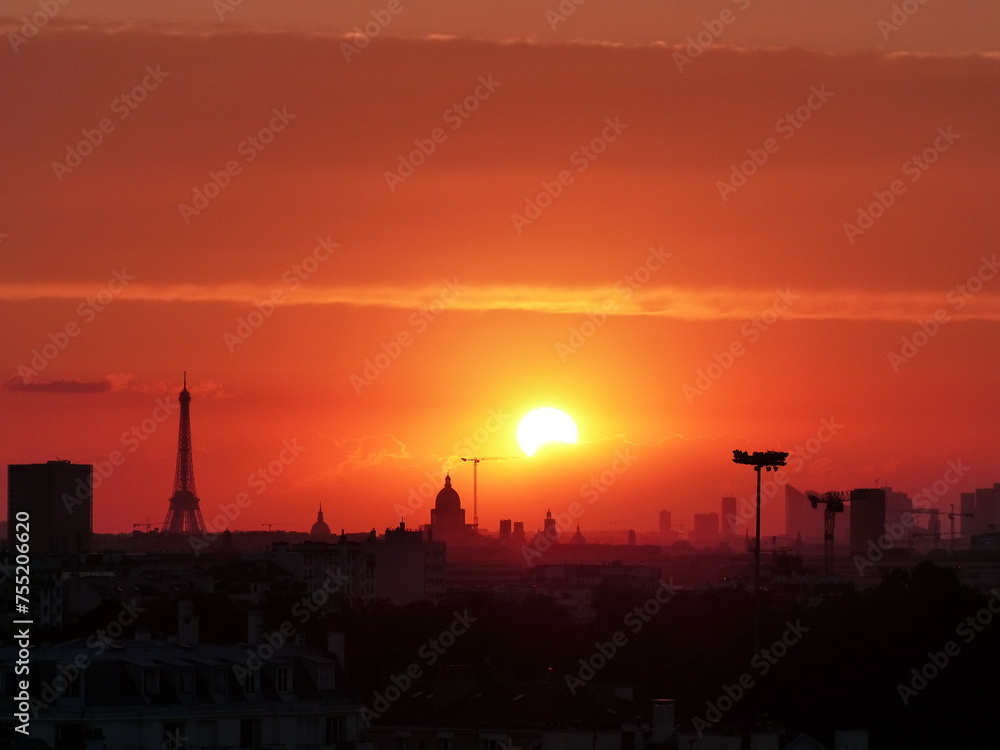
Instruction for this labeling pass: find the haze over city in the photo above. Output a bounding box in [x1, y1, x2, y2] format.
[3, 0, 999, 540]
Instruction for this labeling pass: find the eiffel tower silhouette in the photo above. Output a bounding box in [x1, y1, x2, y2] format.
[162, 373, 207, 534]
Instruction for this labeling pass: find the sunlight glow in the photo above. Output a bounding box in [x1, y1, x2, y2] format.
[517, 407, 579, 456]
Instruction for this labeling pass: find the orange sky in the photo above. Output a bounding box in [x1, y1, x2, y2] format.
[2, 3, 999, 536]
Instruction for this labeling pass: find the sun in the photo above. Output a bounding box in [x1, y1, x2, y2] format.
[517, 407, 579, 456]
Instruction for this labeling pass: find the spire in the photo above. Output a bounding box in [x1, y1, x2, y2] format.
[317, 503, 324, 523]
[163, 374, 206, 534]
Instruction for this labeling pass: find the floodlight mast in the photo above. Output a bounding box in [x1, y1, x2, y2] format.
[732, 449, 788, 651]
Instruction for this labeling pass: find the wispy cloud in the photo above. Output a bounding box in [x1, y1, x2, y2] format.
[3, 281, 1000, 323]
[3, 376, 111, 394]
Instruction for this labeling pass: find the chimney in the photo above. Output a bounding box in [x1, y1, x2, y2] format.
[327, 631, 345, 666]
[177, 600, 199, 646]
[247, 610, 263, 645]
[651, 699, 676, 742]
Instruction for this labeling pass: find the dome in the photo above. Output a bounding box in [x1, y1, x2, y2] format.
[310, 505, 332, 538]
[434, 474, 462, 512]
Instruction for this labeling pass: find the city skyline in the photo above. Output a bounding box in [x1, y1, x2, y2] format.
[3, 4, 999, 537]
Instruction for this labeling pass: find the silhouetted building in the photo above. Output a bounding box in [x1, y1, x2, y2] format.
[428, 474, 481, 545]
[498, 518, 512, 542]
[570, 525, 587, 545]
[850, 487, 886, 557]
[720, 496, 737, 537]
[961, 491, 977, 539]
[0, 605, 368, 749]
[659, 509, 671, 536]
[310, 503, 333, 538]
[785, 484, 824, 542]
[163, 374, 207, 534]
[7, 460, 92, 555]
[692, 513, 719, 544]
[974, 484, 1000, 535]
[511, 521, 526, 545]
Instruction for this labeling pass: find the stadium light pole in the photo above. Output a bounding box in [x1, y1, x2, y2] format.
[732, 449, 788, 651]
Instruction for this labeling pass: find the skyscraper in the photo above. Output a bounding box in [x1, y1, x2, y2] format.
[785, 485, 825, 542]
[720, 497, 738, 537]
[7, 460, 93, 555]
[849, 487, 886, 557]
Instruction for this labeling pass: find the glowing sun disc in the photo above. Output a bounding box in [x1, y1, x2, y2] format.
[517, 407, 579, 456]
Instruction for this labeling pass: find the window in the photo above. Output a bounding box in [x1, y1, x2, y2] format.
[316, 663, 334, 690]
[180, 669, 194, 695]
[325, 715, 344, 744]
[64, 673, 82, 698]
[239, 718, 261, 750]
[275, 666, 291, 693]
[241, 668, 259, 694]
[144, 668, 160, 696]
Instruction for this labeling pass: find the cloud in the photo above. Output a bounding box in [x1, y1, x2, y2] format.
[3, 281, 1000, 323]
[333, 434, 412, 474]
[3, 376, 111, 393]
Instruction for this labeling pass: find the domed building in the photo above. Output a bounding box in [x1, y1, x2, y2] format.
[427, 474, 480, 544]
[310, 504, 333, 539]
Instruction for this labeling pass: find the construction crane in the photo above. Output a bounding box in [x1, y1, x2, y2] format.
[460, 456, 510, 533]
[897, 508, 942, 550]
[133, 518, 158, 532]
[807, 491, 847, 576]
[897, 506, 974, 552]
[948, 504, 975, 552]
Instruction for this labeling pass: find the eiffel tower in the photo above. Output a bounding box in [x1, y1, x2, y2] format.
[163, 373, 207, 534]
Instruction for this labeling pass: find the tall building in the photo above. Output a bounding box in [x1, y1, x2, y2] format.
[659, 509, 671, 537]
[7, 460, 93, 555]
[884, 487, 912, 531]
[850, 487, 886, 557]
[785, 485, 825, 542]
[163, 374, 207, 534]
[692, 513, 719, 544]
[974, 485, 1000, 535]
[720, 497, 738, 537]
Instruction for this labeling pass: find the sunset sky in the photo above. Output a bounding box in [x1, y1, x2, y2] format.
[3, 1, 999, 538]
